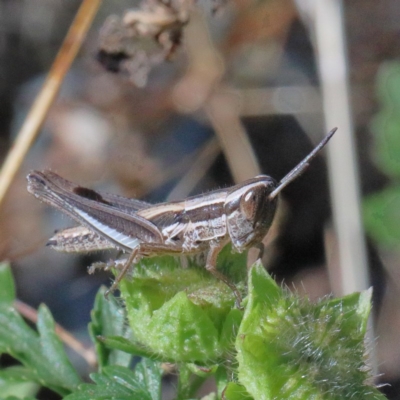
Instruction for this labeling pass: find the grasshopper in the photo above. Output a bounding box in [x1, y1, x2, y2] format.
[27, 128, 336, 304]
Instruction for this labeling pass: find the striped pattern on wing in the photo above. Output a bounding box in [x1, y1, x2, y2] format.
[27, 171, 163, 251]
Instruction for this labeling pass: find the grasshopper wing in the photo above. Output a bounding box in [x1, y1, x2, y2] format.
[27, 171, 163, 251]
[97, 192, 150, 213]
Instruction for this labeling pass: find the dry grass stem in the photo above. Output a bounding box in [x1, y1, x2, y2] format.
[166, 138, 220, 201]
[172, 10, 261, 183]
[205, 91, 261, 182]
[0, 0, 102, 208]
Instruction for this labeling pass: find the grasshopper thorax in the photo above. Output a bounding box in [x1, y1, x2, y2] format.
[224, 175, 278, 252]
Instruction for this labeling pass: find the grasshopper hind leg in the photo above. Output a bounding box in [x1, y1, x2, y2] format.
[88, 250, 126, 275]
[88, 249, 139, 298]
[105, 248, 139, 298]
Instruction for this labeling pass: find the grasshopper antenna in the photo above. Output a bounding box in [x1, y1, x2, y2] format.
[268, 127, 337, 200]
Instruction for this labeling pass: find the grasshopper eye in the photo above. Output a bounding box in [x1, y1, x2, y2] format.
[240, 190, 258, 220]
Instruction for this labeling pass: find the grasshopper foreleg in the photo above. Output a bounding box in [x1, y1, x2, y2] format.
[254, 242, 264, 260]
[205, 243, 242, 308]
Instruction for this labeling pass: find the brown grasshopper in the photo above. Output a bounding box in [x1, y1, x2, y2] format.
[27, 128, 336, 304]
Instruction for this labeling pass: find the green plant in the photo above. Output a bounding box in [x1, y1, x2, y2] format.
[364, 61, 400, 248]
[0, 251, 384, 399]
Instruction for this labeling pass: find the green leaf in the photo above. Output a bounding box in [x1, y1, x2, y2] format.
[0, 270, 81, 396]
[0, 367, 39, 399]
[357, 288, 373, 334]
[36, 305, 81, 390]
[237, 260, 281, 338]
[215, 365, 229, 399]
[0, 263, 15, 303]
[0, 397, 37, 400]
[0, 367, 38, 384]
[235, 262, 384, 400]
[146, 291, 220, 362]
[133, 358, 163, 400]
[100, 336, 157, 360]
[323, 288, 372, 336]
[376, 62, 400, 108]
[64, 361, 162, 400]
[0, 382, 38, 400]
[371, 114, 400, 177]
[121, 254, 243, 364]
[223, 382, 253, 400]
[89, 287, 131, 368]
[363, 186, 400, 248]
[371, 62, 400, 177]
[219, 308, 242, 352]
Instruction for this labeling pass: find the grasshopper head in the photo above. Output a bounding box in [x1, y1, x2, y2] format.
[224, 175, 278, 252]
[223, 128, 337, 253]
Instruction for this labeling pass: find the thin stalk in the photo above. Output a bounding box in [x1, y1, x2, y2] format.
[0, 0, 102, 207]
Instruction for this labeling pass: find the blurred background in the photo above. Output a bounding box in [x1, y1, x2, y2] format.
[0, 0, 400, 398]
